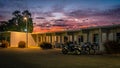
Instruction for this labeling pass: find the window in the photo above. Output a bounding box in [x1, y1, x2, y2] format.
[78, 35, 83, 43]
[38, 37, 41, 42]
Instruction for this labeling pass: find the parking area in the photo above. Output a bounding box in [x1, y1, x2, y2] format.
[0, 48, 120, 68]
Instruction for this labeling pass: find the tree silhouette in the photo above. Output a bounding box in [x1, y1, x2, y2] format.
[0, 21, 8, 31]
[2, 10, 34, 33]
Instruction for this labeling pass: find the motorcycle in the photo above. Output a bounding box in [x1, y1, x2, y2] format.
[62, 44, 81, 55]
[80, 42, 91, 54]
[81, 46, 90, 54]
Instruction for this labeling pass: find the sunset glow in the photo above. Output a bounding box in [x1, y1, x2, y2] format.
[0, 0, 120, 33]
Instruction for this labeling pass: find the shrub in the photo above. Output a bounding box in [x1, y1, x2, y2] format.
[18, 41, 26, 48]
[103, 40, 120, 54]
[1, 40, 9, 48]
[39, 42, 52, 49]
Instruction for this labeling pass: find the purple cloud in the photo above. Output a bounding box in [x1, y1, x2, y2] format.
[52, 4, 65, 12]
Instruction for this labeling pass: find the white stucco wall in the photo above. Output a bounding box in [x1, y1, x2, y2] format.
[10, 32, 36, 47]
[10, 32, 26, 47]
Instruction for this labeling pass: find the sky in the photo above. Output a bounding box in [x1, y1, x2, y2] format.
[0, 0, 120, 32]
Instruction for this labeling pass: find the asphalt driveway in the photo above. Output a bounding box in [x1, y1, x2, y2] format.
[0, 48, 120, 68]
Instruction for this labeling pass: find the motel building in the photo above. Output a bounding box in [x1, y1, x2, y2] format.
[0, 24, 120, 52]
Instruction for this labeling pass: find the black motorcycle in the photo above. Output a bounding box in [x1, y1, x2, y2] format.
[80, 42, 91, 54]
[62, 44, 81, 55]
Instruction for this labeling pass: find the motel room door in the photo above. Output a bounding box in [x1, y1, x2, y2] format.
[64, 36, 68, 43]
[116, 33, 120, 42]
[93, 34, 99, 50]
[93, 34, 99, 44]
[78, 35, 84, 45]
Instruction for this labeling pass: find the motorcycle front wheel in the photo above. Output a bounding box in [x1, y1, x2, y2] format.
[62, 49, 68, 54]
